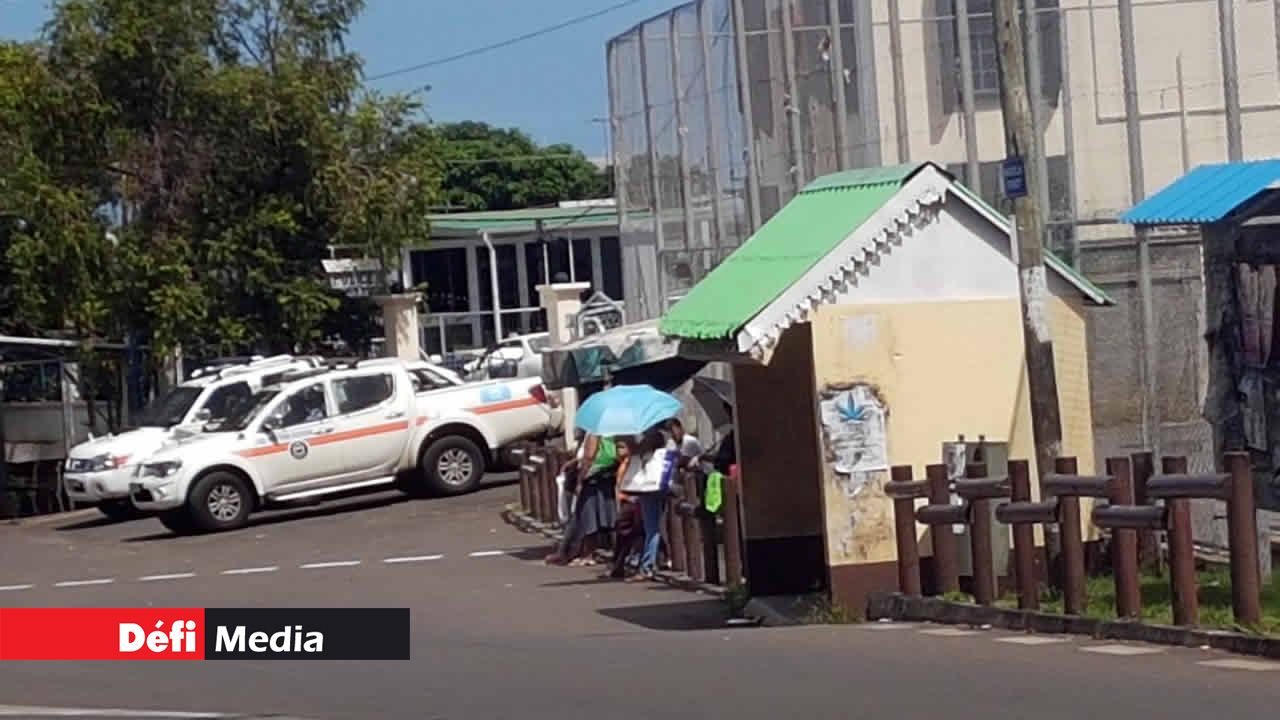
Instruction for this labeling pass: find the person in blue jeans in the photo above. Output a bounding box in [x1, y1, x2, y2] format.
[617, 428, 679, 580]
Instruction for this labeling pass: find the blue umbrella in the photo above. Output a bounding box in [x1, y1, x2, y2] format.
[575, 384, 682, 437]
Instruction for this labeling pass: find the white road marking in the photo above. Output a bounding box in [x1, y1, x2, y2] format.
[0, 705, 225, 718]
[383, 554, 444, 564]
[53, 578, 113, 588]
[1080, 644, 1164, 656]
[860, 622, 917, 630]
[0, 584, 33, 592]
[469, 550, 507, 557]
[1197, 658, 1280, 671]
[220, 565, 278, 575]
[919, 627, 980, 637]
[996, 635, 1068, 646]
[139, 572, 196, 582]
[300, 560, 361, 569]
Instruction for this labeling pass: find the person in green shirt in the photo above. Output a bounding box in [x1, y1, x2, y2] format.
[545, 432, 619, 566]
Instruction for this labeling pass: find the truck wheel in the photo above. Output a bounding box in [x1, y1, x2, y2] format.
[187, 471, 253, 532]
[421, 436, 485, 496]
[157, 509, 195, 534]
[98, 499, 140, 521]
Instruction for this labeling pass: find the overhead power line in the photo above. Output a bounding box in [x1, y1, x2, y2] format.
[366, 0, 645, 82]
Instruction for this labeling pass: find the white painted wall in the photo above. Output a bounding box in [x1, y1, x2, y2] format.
[835, 195, 1077, 305]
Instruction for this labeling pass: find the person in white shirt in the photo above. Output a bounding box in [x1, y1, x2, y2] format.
[668, 418, 704, 470]
[617, 428, 679, 579]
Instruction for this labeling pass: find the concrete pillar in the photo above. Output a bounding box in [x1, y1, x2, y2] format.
[374, 293, 423, 361]
[538, 282, 591, 450]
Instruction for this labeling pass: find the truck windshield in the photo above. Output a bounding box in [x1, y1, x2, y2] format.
[214, 389, 280, 432]
[136, 386, 203, 428]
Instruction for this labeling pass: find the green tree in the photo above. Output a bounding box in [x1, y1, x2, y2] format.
[2, 0, 442, 358]
[438, 121, 607, 211]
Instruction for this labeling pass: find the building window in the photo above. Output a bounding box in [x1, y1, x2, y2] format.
[936, 0, 1062, 112]
[475, 244, 519, 311]
[968, 3, 999, 96]
[599, 236, 624, 301]
[411, 248, 470, 313]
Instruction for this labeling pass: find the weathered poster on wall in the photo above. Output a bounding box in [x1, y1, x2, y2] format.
[819, 385, 888, 475]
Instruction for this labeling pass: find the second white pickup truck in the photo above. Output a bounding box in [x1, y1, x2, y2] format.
[129, 359, 559, 533]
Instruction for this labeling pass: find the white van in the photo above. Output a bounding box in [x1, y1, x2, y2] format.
[64, 355, 323, 518]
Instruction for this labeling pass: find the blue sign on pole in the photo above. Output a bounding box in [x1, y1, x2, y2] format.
[1002, 156, 1027, 199]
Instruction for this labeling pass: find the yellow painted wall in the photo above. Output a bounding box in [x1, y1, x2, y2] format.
[809, 295, 1099, 569]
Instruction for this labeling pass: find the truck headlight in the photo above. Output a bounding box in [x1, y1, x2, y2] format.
[66, 454, 131, 473]
[140, 460, 183, 478]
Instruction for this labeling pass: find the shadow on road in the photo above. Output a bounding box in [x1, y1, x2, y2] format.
[597, 599, 729, 631]
[505, 545, 554, 561]
[121, 492, 413, 542]
[53, 515, 138, 532]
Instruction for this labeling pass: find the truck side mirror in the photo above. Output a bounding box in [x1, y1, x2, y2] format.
[194, 408, 212, 423]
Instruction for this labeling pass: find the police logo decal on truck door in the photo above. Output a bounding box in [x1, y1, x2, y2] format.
[289, 441, 309, 460]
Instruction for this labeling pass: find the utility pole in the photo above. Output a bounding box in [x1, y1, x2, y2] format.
[993, 0, 1063, 482]
[1218, 0, 1243, 161]
[1119, 0, 1160, 458]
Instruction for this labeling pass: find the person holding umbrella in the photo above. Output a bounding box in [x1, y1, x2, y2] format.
[575, 384, 683, 581]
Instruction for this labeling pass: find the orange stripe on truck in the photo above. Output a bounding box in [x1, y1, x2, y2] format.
[235, 420, 411, 458]
[309, 420, 410, 447]
[238, 443, 288, 458]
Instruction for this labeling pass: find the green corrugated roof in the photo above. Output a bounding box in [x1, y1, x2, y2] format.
[659, 164, 916, 340]
[659, 163, 1114, 342]
[428, 205, 622, 236]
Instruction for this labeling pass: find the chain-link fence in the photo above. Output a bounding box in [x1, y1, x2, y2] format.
[609, 0, 1280, 300]
[609, 0, 1280, 539]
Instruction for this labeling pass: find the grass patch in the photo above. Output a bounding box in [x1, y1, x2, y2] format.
[947, 567, 1280, 636]
[804, 596, 861, 625]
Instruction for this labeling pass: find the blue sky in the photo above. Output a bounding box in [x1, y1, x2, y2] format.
[1, 0, 677, 156]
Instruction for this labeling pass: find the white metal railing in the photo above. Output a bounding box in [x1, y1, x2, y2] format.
[419, 307, 547, 359]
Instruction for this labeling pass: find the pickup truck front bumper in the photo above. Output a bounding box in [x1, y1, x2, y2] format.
[129, 478, 185, 511]
[64, 468, 134, 504]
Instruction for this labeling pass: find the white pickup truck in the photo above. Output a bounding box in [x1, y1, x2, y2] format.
[129, 358, 560, 533]
[64, 355, 325, 518]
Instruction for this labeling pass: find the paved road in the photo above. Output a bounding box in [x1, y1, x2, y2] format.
[3, 478, 1279, 720]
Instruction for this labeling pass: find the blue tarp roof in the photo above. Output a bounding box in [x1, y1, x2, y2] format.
[1121, 160, 1280, 226]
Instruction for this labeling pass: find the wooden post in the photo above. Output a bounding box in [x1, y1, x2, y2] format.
[1008, 460, 1039, 610]
[1106, 456, 1142, 619]
[668, 493, 687, 575]
[926, 463, 959, 594]
[1225, 452, 1261, 625]
[890, 465, 922, 596]
[1054, 457, 1087, 616]
[992, 0, 1064, 491]
[683, 474, 704, 582]
[967, 462, 997, 606]
[723, 466, 745, 589]
[1131, 451, 1161, 574]
[1161, 456, 1199, 626]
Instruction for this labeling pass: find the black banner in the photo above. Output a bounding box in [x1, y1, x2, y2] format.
[204, 608, 409, 660]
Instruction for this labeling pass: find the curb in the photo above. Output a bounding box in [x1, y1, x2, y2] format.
[745, 597, 804, 627]
[866, 592, 1280, 659]
[5, 507, 99, 528]
[502, 506, 727, 599]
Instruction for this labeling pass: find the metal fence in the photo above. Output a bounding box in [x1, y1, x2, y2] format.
[608, 0, 1280, 543]
[608, 0, 1280, 298]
